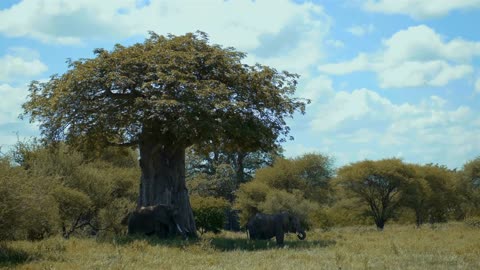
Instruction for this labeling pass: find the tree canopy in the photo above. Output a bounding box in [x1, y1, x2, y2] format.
[22, 31, 307, 153]
[335, 158, 415, 230]
[235, 153, 335, 227]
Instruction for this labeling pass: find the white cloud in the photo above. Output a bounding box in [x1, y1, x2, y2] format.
[299, 75, 335, 105]
[319, 25, 480, 88]
[306, 86, 480, 168]
[377, 61, 472, 88]
[0, 83, 28, 123]
[283, 143, 323, 158]
[0, 49, 48, 82]
[475, 77, 480, 94]
[0, 82, 42, 152]
[325, 39, 345, 48]
[310, 88, 391, 132]
[347, 24, 374, 37]
[0, 0, 136, 45]
[363, 0, 480, 19]
[0, 0, 330, 75]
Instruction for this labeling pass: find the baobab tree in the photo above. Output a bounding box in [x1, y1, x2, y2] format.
[22, 32, 307, 237]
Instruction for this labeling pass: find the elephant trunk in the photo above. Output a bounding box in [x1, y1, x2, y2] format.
[296, 230, 306, 240]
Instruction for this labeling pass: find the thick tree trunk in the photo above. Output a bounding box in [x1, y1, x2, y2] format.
[235, 152, 245, 188]
[138, 138, 197, 238]
[375, 218, 385, 230]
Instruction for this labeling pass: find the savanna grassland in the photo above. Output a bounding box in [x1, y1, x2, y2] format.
[2, 223, 479, 270]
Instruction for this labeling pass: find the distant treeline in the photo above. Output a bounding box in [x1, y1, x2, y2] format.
[1, 140, 479, 241]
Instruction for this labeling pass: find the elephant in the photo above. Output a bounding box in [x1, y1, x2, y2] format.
[246, 212, 306, 246]
[124, 204, 187, 239]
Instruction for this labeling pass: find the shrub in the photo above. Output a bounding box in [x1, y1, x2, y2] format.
[235, 153, 334, 228]
[0, 159, 60, 241]
[258, 189, 319, 229]
[190, 195, 230, 235]
[465, 216, 480, 228]
[6, 142, 140, 239]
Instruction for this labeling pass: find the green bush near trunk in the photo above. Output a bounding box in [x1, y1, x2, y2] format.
[190, 196, 230, 235]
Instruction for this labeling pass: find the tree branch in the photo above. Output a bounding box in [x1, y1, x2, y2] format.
[106, 140, 139, 147]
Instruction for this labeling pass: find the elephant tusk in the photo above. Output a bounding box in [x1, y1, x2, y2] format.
[296, 231, 306, 240]
[176, 223, 183, 233]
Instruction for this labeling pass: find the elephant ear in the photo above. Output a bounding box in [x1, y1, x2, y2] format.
[168, 205, 180, 218]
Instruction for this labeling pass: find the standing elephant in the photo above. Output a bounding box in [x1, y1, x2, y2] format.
[125, 204, 187, 238]
[246, 212, 306, 246]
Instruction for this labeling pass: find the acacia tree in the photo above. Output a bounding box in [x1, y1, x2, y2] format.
[335, 159, 414, 230]
[461, 157, 480, 216]
[405, 164, 460, 225]
[22, 32, 307, 237]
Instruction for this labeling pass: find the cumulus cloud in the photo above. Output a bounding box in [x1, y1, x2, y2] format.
[0, 0, 330, 75]
[325, 39, 345, 48]
[319, 25, 480, 88]
[363, 0, 480, 19]
[347, 24, 374, 37]
[0, 0, 136, 44]
[298, 75, 335, 104]
[305, 86, 480, 168]
[475, 77, 480, 94]
[0, 83, 29, 123]
[0, 48, 48, 82]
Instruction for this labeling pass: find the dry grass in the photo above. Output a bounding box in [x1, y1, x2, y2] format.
[1, 223, 479, 270]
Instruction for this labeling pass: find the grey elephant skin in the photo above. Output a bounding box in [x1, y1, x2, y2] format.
[246, 212, 306, 246]
[124, 204, 187, 238]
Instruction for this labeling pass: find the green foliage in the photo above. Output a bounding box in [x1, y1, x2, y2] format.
[187, 164, 236, 201]
[0, 159, 28, 241]
[322, 200, 372, 228]
[460, 157, 480, 217]
[0, 157, 60, 241]
[52, 186, 93, 237]
[405, 164, 461, 225]
[22, 32, 307, 153]
[190, 195, 230, 234]
[186, 146, 282, 183]
[235, 153, 334, 227]
[2, 141, 139, 240]
[259, 189, 318, 228]
[464, 216, 480, 228]
[335, 158, 415, 229]
[98, 198, 136, 236]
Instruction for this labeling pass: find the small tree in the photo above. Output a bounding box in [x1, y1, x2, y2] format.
[406, 164, 461, 225]
[460, 157, 480, 217]
[335, 158, 414, 230]
[190, 195, 230, 235]
[22, 32, 307, 237]
[9, 141, 139, 238]
[402, 171, 431, 227]
[235, 153, 334, 226]
[0, 157, 60, 241]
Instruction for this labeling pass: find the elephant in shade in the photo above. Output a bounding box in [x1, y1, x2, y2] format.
[123, 204, 187, 238]
[246, 212, 306, 246]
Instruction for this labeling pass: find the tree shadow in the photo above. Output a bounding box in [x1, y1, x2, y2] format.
[104, 234, 199, 248]
[0, 244, 31, 267]
[103, 234, 335, 251]
[209, 238, 336, 251]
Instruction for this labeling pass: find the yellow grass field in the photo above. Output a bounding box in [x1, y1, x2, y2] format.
[1, 223, 479, 270]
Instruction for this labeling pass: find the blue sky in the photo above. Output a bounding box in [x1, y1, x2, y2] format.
[0, 0, 479, 169]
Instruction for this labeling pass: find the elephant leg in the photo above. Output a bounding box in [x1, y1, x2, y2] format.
[275, 232, 284, 247]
